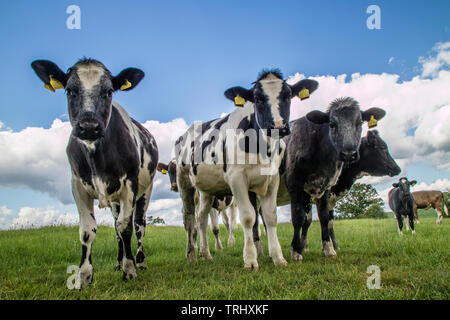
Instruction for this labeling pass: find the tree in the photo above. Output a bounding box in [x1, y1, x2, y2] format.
[335, 183, 384, 219]
[146, 215, 165, 225]
[360, 203, 387, 219]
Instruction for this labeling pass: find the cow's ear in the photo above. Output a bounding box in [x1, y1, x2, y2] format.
[362, 107, 386, 122]
[157, 163, 169, 174]
[112, 68, 145, 91]
[392, 183, 399, 188]
[31, 60, 67, 92]
[289, 79, 319, 99]
[410, 180, 417, 186]
[367, 129, 379, 145]
[306, 110, 329, 124]
[224, 86, 253, 107]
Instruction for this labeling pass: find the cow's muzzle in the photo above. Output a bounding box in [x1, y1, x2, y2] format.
[339, 150, 359, 163]
[75, 119, 104, 140]
[268, 124, 290, 138]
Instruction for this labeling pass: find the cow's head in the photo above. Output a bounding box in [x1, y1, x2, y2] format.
[359, 130, 401, 177]
[306, 97, 385, 163]
[157, 160, 178, 192]
[224, 69, 318, 137]
[31, 58, 145, 141]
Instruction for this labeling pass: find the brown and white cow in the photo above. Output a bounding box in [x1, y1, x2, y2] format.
[412, 190, 449, 225]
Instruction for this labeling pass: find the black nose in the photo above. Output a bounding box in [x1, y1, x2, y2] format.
[268, 124, 290, 137]
[339, 150, 358, 163]
[78, 120, 101, 139]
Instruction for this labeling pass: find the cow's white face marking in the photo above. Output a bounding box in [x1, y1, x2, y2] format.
[260, 75, 284, 126]
[77, 65, 105, 90]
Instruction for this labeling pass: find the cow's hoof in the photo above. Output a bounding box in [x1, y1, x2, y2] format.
[322, 241, 337, 257]
[411, 230, 416, 235]
[255, 241, 263, 257]
[302, 239, 309, 252]
[398, 231, 403, 236]
[136, 260, 147, 270]
[228, 237, 235, 247]
[273, 257, 288, 266]
[114, 262, 122, 271]
[122, 259, 137, 281]
[199, 251, 213, 260]
[77, 264, 93, 289]
[244, 260, 259, 270]
[215, 243, 223, 251]
[416, 220, 420, 224]
[290, 248, 303, 262]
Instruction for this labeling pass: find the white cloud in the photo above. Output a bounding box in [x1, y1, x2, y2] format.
[420, 42, 450, 77]
[0, 205, 13, 215]
[388, 57, 395, 64]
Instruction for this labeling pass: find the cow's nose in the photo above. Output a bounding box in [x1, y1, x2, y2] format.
[79, 121, 100, 134]
[269, 124, 290, 137]
[339, 150, 358, 163]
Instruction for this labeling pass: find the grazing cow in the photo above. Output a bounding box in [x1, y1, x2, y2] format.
[412, 190, 449, 225]
[297, 129, 401, 250]
[388, 177, 417, 235]
[282, 97, 386, 261]
[174, 69, 318, 269]
[31, 59, 158, 288]
[157, 161, 238, 248]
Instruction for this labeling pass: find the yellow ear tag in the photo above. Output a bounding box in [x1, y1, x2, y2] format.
[368, 115, 378, 128]
[50, 76, 64, 90]
[44, 83, 55, 92]
[161, 169, 168, 175]
[234, 95, 245, 107]
[298, 88, 310, 100]
[120, 80, 132, 91]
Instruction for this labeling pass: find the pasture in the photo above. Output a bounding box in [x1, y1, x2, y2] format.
[0, 216, 448, 300]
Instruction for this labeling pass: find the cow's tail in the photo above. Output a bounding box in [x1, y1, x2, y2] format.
[442, 192, 449, 216]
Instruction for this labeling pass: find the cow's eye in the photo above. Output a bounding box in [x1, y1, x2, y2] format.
[103, 90, 113, 99]
[66, 89, 78, 98]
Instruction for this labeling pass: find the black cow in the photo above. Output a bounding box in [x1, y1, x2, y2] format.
[31, 58, 158, 288]
[299, 130, 401, 250]
[388, 177, 417, 235]
[282, 97, 385, 261]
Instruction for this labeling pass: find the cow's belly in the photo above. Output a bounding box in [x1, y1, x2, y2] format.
[80, 175, 127, 208]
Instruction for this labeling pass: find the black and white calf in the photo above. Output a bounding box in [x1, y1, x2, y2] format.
[282, 97, 385, 261]
[299, 130, 401, 250]
[174, 69, 318, 269]
[157, 161, 237, 249]
[388, 177, 417, 235]
[31, 59, 158, 288]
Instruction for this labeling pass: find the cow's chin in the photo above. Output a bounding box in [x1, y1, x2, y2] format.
[74, 132, 104, 144]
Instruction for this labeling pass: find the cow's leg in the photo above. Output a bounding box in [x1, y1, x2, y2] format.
[134, 185, 152, 270]
[209, 208, 223, 251]
[116, 181, 138, 281]
[178, 174, 197, 263]
[413, 203, 420, 224]
[250, 193, 263, 257]
[197, 191, 214, 260]
[259, 174, 287, 266]
[72, 178, 96, 289]
[300, 205, 312, 252]
[221, 206, 236, 247]
[404, 216, 410, 230]
[396, 213, 403, 236]
[435, 206, 443, 225]
[288, 186, 308, 262]
[111, 202, 123, 271]
[409, 211, 415, 234]
[229, 178, 258, 270]
[317, 191, 336, 257]
[328, 210, 338, 250]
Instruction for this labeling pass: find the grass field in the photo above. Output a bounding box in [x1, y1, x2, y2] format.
[0, 215, 448, 300]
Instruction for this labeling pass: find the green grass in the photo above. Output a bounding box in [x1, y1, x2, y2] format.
[0, 217, 448, 300]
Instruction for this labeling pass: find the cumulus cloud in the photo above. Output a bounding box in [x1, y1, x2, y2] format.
[420, 42, 450, 78]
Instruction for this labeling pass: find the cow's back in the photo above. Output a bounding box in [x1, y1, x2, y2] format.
[412, 190, 442, 208]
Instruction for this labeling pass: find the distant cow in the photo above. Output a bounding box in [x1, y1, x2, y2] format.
[299, 130, 401, 250]
[282, 97, 386, 261]
[388, 177, 417, 235]
[175, 69, 318, 269]
[31, 59, 158, 288]
[412, 190, 449, 225]
[157, 161, 237, 249]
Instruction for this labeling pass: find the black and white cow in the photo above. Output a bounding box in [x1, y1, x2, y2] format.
[388, 177, 417, 235]
[298, 129, 401, 250]
[31, 58, 158, 288]
[281, 97, 385, 261]
[174, 70, 318, 269]
[157, 161, 238, 249]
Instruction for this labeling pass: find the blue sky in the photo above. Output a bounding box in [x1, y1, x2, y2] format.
[0, 1, 450, 227]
